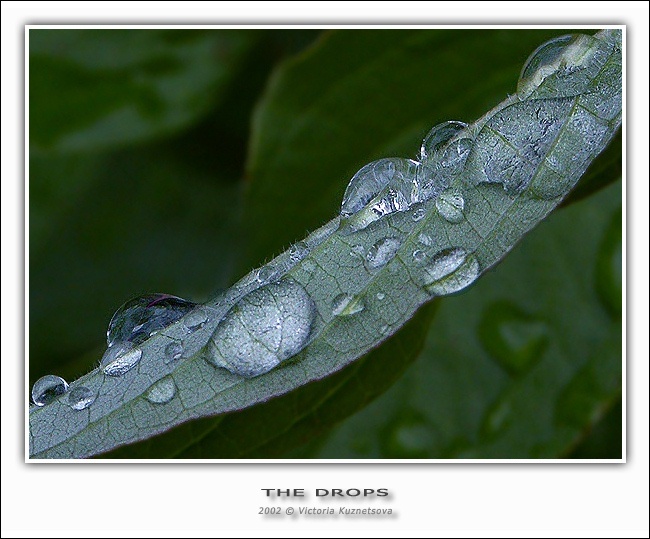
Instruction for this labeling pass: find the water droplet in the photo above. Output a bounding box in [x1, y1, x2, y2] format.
[412, 207, 427, 222]
[365, 237, 402, 270]
[436, 189, 465, 223]
[380, 324, 390, 336]
[422, 247, 480, 296]
[418, 232, 432, 246]
[207, 280, 316, 378]
[67, 386, 95, 411]
[478, 301, 549, 375]
[107, 293, 196, 347]
[164, 341, 183, 363]
[331, 293, 365, 317]
[145, 376, 176, 404]
[101, 342, 143, 377]
[257, 265, 281, 284]
[183, 307, 209, 332]
[440, 138, 473, 170]
[31, 375, 68, 406]
[412, 249, 426, 263]
[376, 292, 385, 301]
[420, 120, 467, 161]
[519, 35, 575, 89]
[289, 241, 309, 263]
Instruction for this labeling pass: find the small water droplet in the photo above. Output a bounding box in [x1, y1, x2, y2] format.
[289, 241, 310, 263]
[31, 375, 68, 406]
[67, 386, 95, 411]
[183, 308, 208, 331]
[376, 292, 385, 301]
[101, 342, 143, 377]
[412, 207, 427, 222]
[420, 120, 468, 161]
[412, 249, 427, 263]
[207, 280, 316, 378]
[145, 376, 176, 404]
[107, 293, 196, 347]
[164, 341, 183, 363]
[418, 232, 432, 246]
[436, 189, 465, 223]
[422, 247, 480, 296]
[331, 293, 365, 317]
[380, 324, 390, 335]
[257, 265, 281, 284]
[365, 237, 402, 270]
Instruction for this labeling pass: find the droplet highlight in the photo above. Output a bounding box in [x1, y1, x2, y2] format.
[365, 237, 402, 270]
[31, 375, 68, 407]
[101, 342, 143, 377]
[331, 293, 365, 317]
[422, 247, 480, 296]
[67, 386, 95, 411]
[436, 189, 465, 223]
[145, 376, 176, 404]
[207, 280, 316, 378]
[412, 249, 426, 263]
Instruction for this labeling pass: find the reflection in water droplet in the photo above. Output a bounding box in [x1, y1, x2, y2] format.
[420, 121, 468, 161]
[422, 247, 480, 296]
[145, 376, 176, 404]
[418, 232, 432, 246]
[183, 308, 208, 331]
[412, 249, 426, 263]
[207, 280, 316, 378]
[68, 386, 95, 411]
[101, 342, 143, 377]
[32, 375, 68, 406]
[106, 293, 196, 347]
[365, 237, 402, 270]
[412, 207, 427, 222]
[519, 35, 574, 87]
[331, 293, 365, 317]
[164, 341, 183, 363]
[436, 189, 465, 223]
[289, 241, 310, 263]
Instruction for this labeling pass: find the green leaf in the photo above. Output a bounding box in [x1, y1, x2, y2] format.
[290, 181, 622, 458]
[29, 29, 254, 153]
[29, 29, 621, 458]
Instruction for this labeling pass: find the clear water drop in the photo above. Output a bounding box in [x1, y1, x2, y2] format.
[289, 241, 310, 263]
[436, 189, 465, 223]
[257, 265, 281, 284]
[412, 249, 427, 263]
[439, 137, 473, 170]
[420, 120, 468, 161]
[422, 247, 480, 296]
[412, 207, 427, 222]
[164, 341, 183, 363]
[145, 376, 176, 404]
[365, 237, 402, 270]
[106, 293, 196, 347]
[331, 293, 365, 317]
[376, 292, 385, 301]
[380, 324, 390, 336]
[101, 342, 143, 377]
[183, 307, 208, 331]
[418, 232, 432, 246]
[67, 386, 95, 411]
[207, 279, 316, 378]
[31, 375, 68, 406]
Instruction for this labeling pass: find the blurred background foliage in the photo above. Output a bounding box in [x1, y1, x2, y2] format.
[29, 28, 622, 459]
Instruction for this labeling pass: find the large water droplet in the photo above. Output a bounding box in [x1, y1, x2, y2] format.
[420, 120, 468, 161]
[67, 386, 95, 411]
[365, 237, 402, 270]
[101, 342, 143, 377]
[422, 247, 480, 296]
[31, 375, 68, 406]
[436, 189, 465, 223]
[164, 341, 183, 363]
[107, 293, 196, 347]
[145, 376, 177, 404]
[207, 279, 316, 378]
[289, 241, 310, 263]
[183, 307, 208, 332]
[331, 293, 365, 317]
[519, 35, 575, 89]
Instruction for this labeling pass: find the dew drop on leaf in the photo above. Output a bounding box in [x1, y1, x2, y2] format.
[101, 342, 143, 377]
[436, 189, 465, 223]
[67, 386, 95, 411]
[183, 307, 209, 332]
[412, 249, 426, 263]
[419, 120, 467, 161]
[207, 280, 316, 378]
[164, 341, 183, 363]
[145, 376, 176, 404]
[106, 293, 196, 347]
[376, 292, 385, 301]
[32, 375, 68, 406]
[331, 293, 365, 317]
[365, 237, 402, 270]
[412, 207, 427, 222]
[422, 247, 480, 296]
